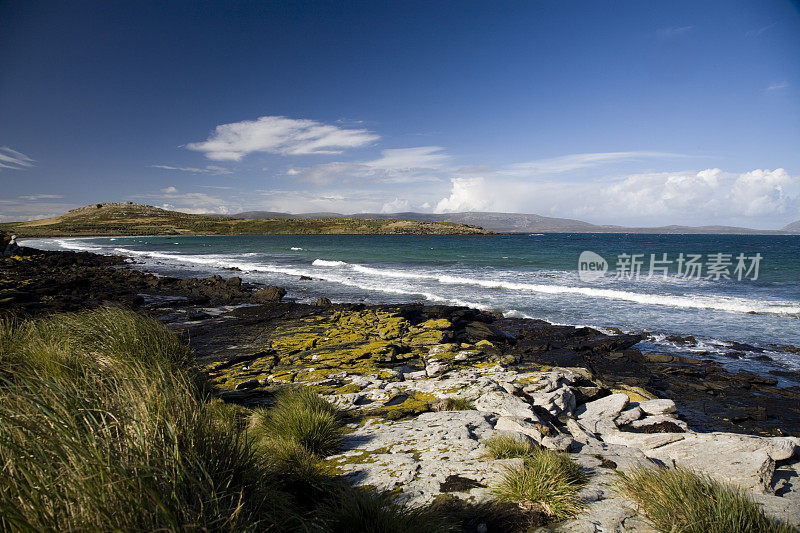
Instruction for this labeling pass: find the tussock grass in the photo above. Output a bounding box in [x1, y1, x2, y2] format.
[484, 434, 538, 459]
[618, 466, 795, 533]
[491, 446, 587, 521]
[0, 308, 514, 531]
[250, 386, 343, 457]
[0, 308, 298, 531]
[431, 397, 475, 411]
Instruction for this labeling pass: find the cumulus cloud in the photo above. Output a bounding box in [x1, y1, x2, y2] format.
[152, 164, 232, 175]
[433, 168, 799, 227]
[186, 115, 379, 160]
[0, 147, 35, 170]
[435, 178, 492, 213]
[160, 186, 179, 194]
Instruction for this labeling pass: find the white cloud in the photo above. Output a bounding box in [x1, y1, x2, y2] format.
[435, 177, 493, 213]
[381, 198, 412, 213]
[287, 147, 447, 186]
[254, 189, 394, 214]
[500, 151, 682, 177]
[746, 22, 777, 38]
[290, 162, 360, 185]
[657, 26, 693, 37]
[766, 81, 789, 91]
[366, 146, 448, 170]
[433, 168, 799, 227]
[134, 188, 234, 214]
[0, 147, 35, 170]
[152, 164, 232, 175]
[0, 200, 78, 222]
[186, 115, 379, 160]
[18, 194, 63, 200]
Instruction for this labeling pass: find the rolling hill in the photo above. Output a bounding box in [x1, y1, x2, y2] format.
[2, 203, 490, 237]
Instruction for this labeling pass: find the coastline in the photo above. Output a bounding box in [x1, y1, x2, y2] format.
[3, 244, 800, 529]
[3, 244, 799, 437]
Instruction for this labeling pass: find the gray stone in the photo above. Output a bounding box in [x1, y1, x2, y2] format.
[614, 406, 644, 426]
[638, 398, 677, 416]
[474, 391, 536, 419]
[425, 359, 450, 378]
[494, 416, 546, 443]
[541, 433, 574, 451]
[576, 393, 629, 433]
[533, 387, 577, 417]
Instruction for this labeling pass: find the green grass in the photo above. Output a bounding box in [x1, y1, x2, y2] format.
[250, 386, 344, 457]
[618, 466, 796, 533]
[431, 397, 475, 411]
[0, 308, 458, 531]
[490, 445, 587, 521]
[483, 434, 538, 459]
[0, 308, 298, 531]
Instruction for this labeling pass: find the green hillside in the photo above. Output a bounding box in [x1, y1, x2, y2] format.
[2, 202, 489, 236]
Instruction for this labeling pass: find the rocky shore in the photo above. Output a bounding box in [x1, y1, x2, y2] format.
[2, 246, 799, 530]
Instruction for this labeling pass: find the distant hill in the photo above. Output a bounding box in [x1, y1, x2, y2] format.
[782, 220, 800, 233]
[2, 203, 490, 237]
[229, 210, 797, 235]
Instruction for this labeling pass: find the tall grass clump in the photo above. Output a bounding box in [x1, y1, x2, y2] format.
[0, 308, 299, 532]
[250, 386, 343, 457]
[618, 466, 796, 533]
[484, 435, 538, 459]
[491, 446, 587, 521]
[431, 397, 475, 411]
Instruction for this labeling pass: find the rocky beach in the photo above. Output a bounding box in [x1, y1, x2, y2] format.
[2, 244, 799, 531]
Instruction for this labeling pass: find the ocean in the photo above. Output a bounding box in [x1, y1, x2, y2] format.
[26, 233, 800, 375]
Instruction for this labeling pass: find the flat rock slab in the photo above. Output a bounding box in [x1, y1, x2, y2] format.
[327, 410, 520, 505]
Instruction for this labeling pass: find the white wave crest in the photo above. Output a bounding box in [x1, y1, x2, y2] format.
[312, 259, 347, 267]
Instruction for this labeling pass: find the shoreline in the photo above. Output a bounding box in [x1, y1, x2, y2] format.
[3, 245, 800, 528]
[2, 244, 799, 437]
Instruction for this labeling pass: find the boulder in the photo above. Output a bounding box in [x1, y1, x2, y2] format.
[252, 286, 286, 302]
[425, 359, 450, 378]
[312, 297, 332, 307]
[576, 393, 629, 434]
[532, 387, 576, 417]
[474, 391, 537, 419]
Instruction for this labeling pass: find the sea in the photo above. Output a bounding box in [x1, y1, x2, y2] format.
[24, 233, 800, 377]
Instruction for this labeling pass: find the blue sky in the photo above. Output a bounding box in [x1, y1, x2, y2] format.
[1, 0, 799, 228]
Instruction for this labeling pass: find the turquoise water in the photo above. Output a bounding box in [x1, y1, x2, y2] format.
[28, 233, 800, 373]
